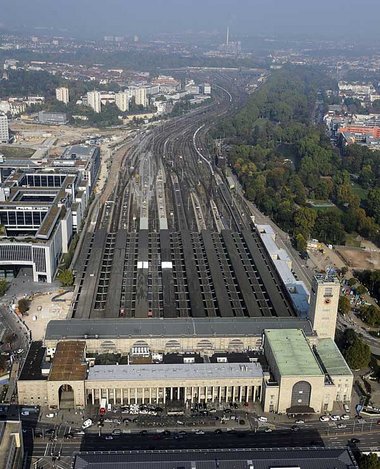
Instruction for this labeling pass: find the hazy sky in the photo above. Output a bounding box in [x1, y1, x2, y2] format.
[1, 0, 380, 41]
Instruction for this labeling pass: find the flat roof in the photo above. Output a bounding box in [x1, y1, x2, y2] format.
[87, 362, 263, 382]
[45, 317, 314, 341]
[19, 341, 46, 381]
[316, 339, 353, 377]
[265, 329, 323, 377]
[48, 341, 87, 381]
[73, 447, 358, 469]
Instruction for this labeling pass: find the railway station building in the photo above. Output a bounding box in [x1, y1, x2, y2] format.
[18, 321, 353, 414]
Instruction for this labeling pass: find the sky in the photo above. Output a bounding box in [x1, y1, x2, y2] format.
[0, 0, 380, 42]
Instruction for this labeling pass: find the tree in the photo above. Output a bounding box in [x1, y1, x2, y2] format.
[18, 298, 30, 315]
[344, 336, 371, 370]
[338, 296, 351, 315]
[295, 233, 307, 252]
[360, 453, 380, 469]
[356, 285, 367, 296]
[340, 266, 349, 277]
[348, 278, 357, 287]
[58, 269, 74, 287]
[313, 210, 346, 245]
[293, 207, 317, 239]
[360, 305, 380, 327]
[0, 279, 8, 297]
[367, 188, 380, 224]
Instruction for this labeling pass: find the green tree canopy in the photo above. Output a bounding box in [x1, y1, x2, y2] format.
[58, 269, 74, 287]
[360, 453, 380, 469]
[0, 279, 8, 297]
[338, 296, 351, 315]
[344, 335, 371, 370]
[360, 305, 380, 327]
[18, 298, 30, 315]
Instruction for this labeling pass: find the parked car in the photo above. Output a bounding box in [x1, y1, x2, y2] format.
[258, 416, 268, 423]
[45, 413, 55, 418]
[330, 415, 340, 421]
[194, 430, 205, 435]
[341, 414, 350, 420]
[319, 415, 330, 422]
[295, 419, 304, 424]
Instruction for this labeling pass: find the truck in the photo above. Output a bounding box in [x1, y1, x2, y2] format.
[99, 398, 107, 416]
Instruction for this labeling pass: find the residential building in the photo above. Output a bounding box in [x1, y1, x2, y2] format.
[87, 91, 101, 113]
[115, 91, 129, 112]
[0, 115, 9, 143]
[56, 87, 69, 104]
[128, 86, 148, 107]
[203, 83, 212, 95]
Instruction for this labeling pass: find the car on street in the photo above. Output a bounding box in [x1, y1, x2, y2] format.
[264, 427, 272, 432]
[194, 430, 205, 435]
[319, 415, 330, 422]
[341, 414, 350, 420]
[330, 415, 340, 421]
[82, 419, 93, 429]
[45, 413, 55, 418]
[112, 429, 122, 435]
[295, 419, 304, 424]
[337, 423, 347, 429]
[258, 416, 268, 422]
[105, 435, 113, 440]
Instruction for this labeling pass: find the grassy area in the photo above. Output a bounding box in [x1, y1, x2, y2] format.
[352, 183, 369, 201]
[307, 199, 336, 208]
[0, 146, 35, 159]
[345, 233, 361, 248]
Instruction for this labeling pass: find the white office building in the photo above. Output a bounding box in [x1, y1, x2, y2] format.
[87, 91, 102, 113]
[56, 87, 69, 104]
[0, 115, 9, 143]
[115, 92, 129, 112]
